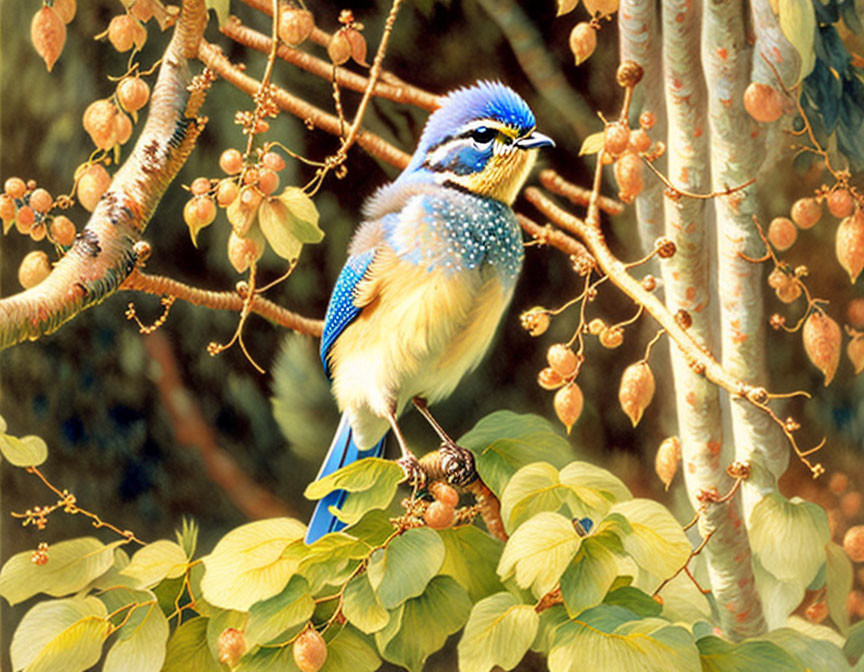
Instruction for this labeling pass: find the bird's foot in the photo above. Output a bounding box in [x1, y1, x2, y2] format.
[439, 442, 478, 487]
[397, 453, 427, 489]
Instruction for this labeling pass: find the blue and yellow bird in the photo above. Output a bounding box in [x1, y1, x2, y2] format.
[306, 81, 554, 543]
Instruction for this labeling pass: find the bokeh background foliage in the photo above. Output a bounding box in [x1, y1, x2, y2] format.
[2, 0, 864, 670]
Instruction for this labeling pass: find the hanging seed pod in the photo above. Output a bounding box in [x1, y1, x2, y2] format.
[50, 215, 76, 246]
[767, 216, 797, 251]
[604, 122, 630, 157]
[53, 0, 77, 24]
[18, 251, 52, 289]
[538, 367, 564, 390]
[278, 7, 315, 46]
[554, 382, 584, 433]
[83, 99, 119, 150]
[803, 311, 842, 386]
[583, 0, 619, 17]
[791, 197, 822, 229]
[844, 525, 864, 562]
[76, 163, 111, 212]
[227, 228, 265, 273]
[743, 82, 783, 123]
[520, 306, 550, 336]
[117, 76, 150, 114]
[614, 152, 643, 204]
[619, 361, 655, 426]
[547, 344, 579, 378]
[848, 298, 864, 329]
[836, 208, 864, 283]
[217, 628, 247, 667]
[293, 629, 327, 672]
[428, 481, 459, 507]
[569, 22, 596, 65]
[599, 326, 623, 349]
[828, 188, 854, 219]
[31, 6, 66, 72]
[655, 437, 681, 491]
[847, 336, 864, 375]
[424, 500, 456, 529]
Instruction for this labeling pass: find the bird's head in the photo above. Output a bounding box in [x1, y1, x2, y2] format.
[406, 81, 554, 205]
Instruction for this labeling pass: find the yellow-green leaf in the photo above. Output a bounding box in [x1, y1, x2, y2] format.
[697, 636, 800, 672]
[201, 518, 306, 611]
[120, 540, 187, 588]
[11, 596, 108, 672]
[103, 601, 169, 672]
[304, 458, 404, 526]
[560, 537, 619, 617]
[826, 541, 852, 634]
[162, 617, 223, 672]
[0, 434, 48, 467]
[457, 592, 538, 672]
[437, 526, 505, 601]
[322, 625, 381, 672]
[246, 575, 314, 647]
[0, 538, 124, 605]
[609, 499, 691, 578]
[579, 131, 605, 156]
[779, 0, 816, 84]
[497, 512, 581, 596]
[258, 198, 302, 261]
[205, 0, 231, 28]
[367, 527, 444, 609]
[275, 187, 323, 244]
[343, 572, 390, 634]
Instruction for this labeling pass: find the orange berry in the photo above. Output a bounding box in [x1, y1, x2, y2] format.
[242, 167, 260, 186]
[803, 311, 841, 386]
[520, 307, 550, 336]
[538, 367, 564, 390]
[50, 215, 76, 246]
[629, 128, 652, 154]
[767, 216, 797, 251]
[848, 336, 864, 375]
[184, 196, 216, 246]
[836, 209, 864, 283]
[639, 111, 656, 130]
[569, 22, 596, 65]
[30, 222, 47, 242]
[791, 197, 822, 229]
[293, 629, 327, 672]
[29, 188, 52, 213]
[217, 627, 247, 667]
[619, 361, 655, 427]
[599, 326, 623, 349]
[117, 76, 150, 113]
[848, 299, 864, 330]
[278, 8, 315, 46]
[31, 6, 66, 72]
[842, 491, 863, 519]
[424, 500, 456, 529]
[805, 600, 829, 624]
[114, 112, 132, 145]
[76, 164, 111, 212]
[216, 179, 239, 207]
[53, 0, 76, 24]
[655, 436, 681, 491]
[547, 343, 579, 378]
[0, 194, 15, 227]
[257, 168, 280, 196]
[614, 152, 644, 203]
[83, 99, 118, 150]
[743, 82, 783, 123]
[776, 281, 802, 304]
[828, 188, 854, 219]
[190, 177, 211, 196]
[554, 382, 584, 433]
[844, 525, 864, 562]
[108, 14, 146, 52]
[220, 148, 244, 175]
[829, 472, 850, 496]
[15, 206, 35, 234]
[262, 151, 286, 172]
[18, 250, 51, 289]
[5, 177, 26, 199]
[587, 318, 606, 335]
[429, 481, 459, 508]
[604, 122, 630, 157]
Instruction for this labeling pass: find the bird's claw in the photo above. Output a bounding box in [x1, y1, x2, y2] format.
[397, 454, 427, 489]
[439, 442, 478, 486]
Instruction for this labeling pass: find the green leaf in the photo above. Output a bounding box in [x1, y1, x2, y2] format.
[163, 617, 223, 672]
[0, 537, 124, 605]
[104, 601, 169, 672]
[608, 499, 691, 577]
[246, 575, 315, 647]
[120, 540, 187, 588]
[457, 592, 538, 672]
[750, 494, 829, 588]
[205, 0, 231, 28]
[304, 458, 404, 526]
[845, 620, 864, 661]
[343, 573, 389, 634]
[549, 616, 699, 672]
[779, 0, 816, 84]
[532, 604, 569, 654]
[558, 462, 631, 507]
[603, 586, 661, 618]
[697, 635, 802, 672]
[437, 526, 505, 601]
[760, 625, 849, 672]
[560, 537, 619, 617]
[322, 625, 382, 672]
[176, 517, 199, 559]
[578, 131, 605, 156]
[459, 411, 574, 496]
[367, 527, 444, 609]
[275, 187, 324, 243]
[497, 512, 581, 596]
[0, 434, 48, 467]
[11, 596, 108, 672]
[258, 188, 323, 261]
[236, 645, 299, 672]
[375, 576, 471, 672]
[825, 541, 853, 634]
[201, 518, 307, 611]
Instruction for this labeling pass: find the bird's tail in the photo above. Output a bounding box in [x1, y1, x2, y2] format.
[305, 413, 387, 543]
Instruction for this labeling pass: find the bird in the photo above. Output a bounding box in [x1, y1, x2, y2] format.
[306, 80, 554, 543]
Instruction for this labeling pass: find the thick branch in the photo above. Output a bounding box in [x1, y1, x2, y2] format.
[121, 269, 323, 336]
[0, 0, 209, 351]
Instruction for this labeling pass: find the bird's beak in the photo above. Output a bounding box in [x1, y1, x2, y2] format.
[517, 131, 555, 150]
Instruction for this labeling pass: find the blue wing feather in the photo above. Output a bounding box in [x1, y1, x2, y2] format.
[319, 248, 376, 379]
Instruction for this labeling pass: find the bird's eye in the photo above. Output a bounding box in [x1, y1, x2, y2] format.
[470, 127, 497, 144]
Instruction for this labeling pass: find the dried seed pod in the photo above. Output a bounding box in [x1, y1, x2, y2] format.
[828, 188, 854, 219]
[569, 22, 596, 65]
[849, 298, 864, 329]
[629, 128, 651, 154]
[844, 525, 864, 563]
[76, 164, 111, 212]
[836, 209, 864, 283]
[655, 436, 681, 491]
[848, 336, 864, 375]
[82, 99, 119, 150]
[31, 6, 66, 72]
[547, 343, 578, 378]
[107, 14, 146, 52]
[117, 76, 150, 113]
[293, 629, 327, 672]
[614, 152, 643, 203]
[554, 382, 584, 433]
[18, 251, 51, 289]
[50, 215, 76, 246]
[803, 311, 841, 386]
[227, 228, 265, 273]
[604, 122, 630, 157]
[328, 29, 352, 66]
[767, 216, 797, 251]
[217, 628, 247, 667]
[53, 0, 77, 24]
[538, 367, 564, 390]
[791, 197, 822, 229]
[278, 7, 314, 46]
[743, 82, 783, 123]
[619, 361, 655, 426]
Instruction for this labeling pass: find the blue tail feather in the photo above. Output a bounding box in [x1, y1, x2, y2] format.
[305, 414, 387, 543]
